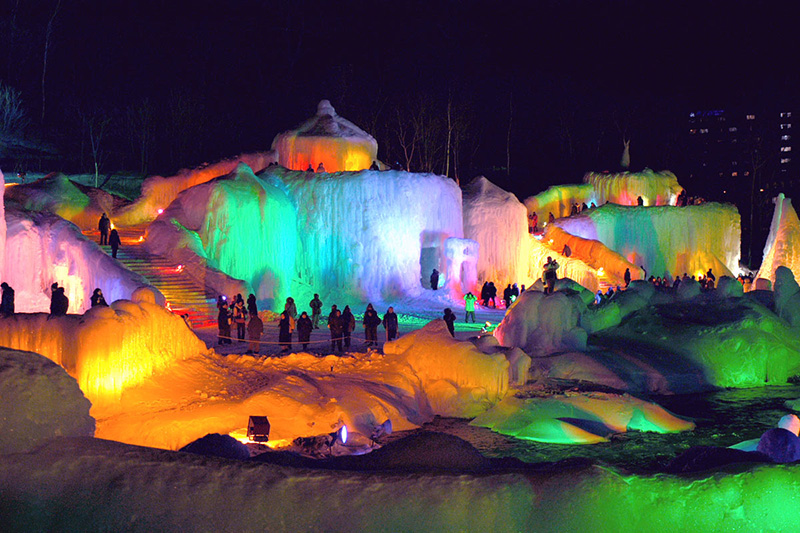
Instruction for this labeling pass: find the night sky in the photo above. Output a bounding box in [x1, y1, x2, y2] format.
[2, 0, 799, 201]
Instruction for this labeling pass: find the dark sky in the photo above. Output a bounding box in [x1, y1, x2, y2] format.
[2, 0, 799, 199]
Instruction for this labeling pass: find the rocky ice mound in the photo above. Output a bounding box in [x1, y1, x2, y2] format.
[471, 392, 694, 444]
[0, 347, 94, 454]
[0, 288, 205, 407]
[462, 176, 533, 289]
[555, 202, 741, 279]
[757, 193, 800, 285]
[272, 99, 378, 172]
[4, 206, 162, 313]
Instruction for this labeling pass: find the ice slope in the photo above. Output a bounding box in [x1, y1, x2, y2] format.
[272, 100, 378, 172]
[0, 347, 94, 453]
[757, 193, 800, 285]
[0, 289, 206, 407]
[145, 164, 296, 306]
[4, 206, 163, 313]
[462, 176, 532, 288]
[471, 392, 694, 444]
[113, 152, 276, 226]
[270, 167, 465, 302]
[555, 202, 740, 279]
[530, 236, 602, 292]
[4, 437, 800, 532]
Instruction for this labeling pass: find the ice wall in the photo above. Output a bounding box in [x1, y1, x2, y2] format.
[4, 206, 163, 313]
[524, 183, 594, 220]
[530, 237, 601, 293]
[384, 320, 510, 417]
[0, 290, 206, 407]
[270, 167, 464, 302]
[555, 203, 741, 279]
[757, 194, 800, 285]
[272, 100, 378, 172]
[114, 152, 276, 226]
[463, 176, 533, 288]
[146, 164, 296, 307]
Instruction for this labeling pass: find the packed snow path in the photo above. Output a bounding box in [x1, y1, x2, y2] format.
[83, 226, 217, 328]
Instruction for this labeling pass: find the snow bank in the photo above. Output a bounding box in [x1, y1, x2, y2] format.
[471, 392, 694, 444]
[272, 100, 378, 172]
[555, 202, 741, 279]
[4, 206, 163, 313]
[384, 320, 510, 417]
[463, 176, 532, 288]
[4, 437, 800, 531]
[0, 293, 205, 407]
[0, 348, 94, 454]
[493, 290, 588, 356]
[272, 167, 465, 302]
[757, 194, 800, 285]
[113, 152, 276, 226]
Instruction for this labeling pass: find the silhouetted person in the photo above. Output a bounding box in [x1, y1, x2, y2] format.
[310, 293, 323, 329]
[296, 311, 313, 351]
[247, 294, 258, 317]
[50, 284, 69, 316]
[363, 303, 381, 347]
[107, 229, 121, 258]
[480, 282, 490, 306]
[707, 268, 716, 282]
[98, 213, 110, 245]
[328, 309, 344, 351]
[443, 308, 456, 337]
[562, 244, 571, 257]
[487, 282, 497, 307]
[306, 163, 314, 172]
[316, 162, 326, 172]
[543, 256, 559, 294]
[503, 284, 513, 308]
[430, 269, 439, 290]
[624, 268, 631, 288]
[217, 302, 232, 345]
[341, 305, 355, 348]
[233, 296, 248, 342]
[247, 313, 264, 354]
[370, 160, 380, 170]
[0, 282, 14, 316]
[279, 310, 293, 352]
[90, 288, 107, 307]
[383, 307, 399, 341]
[637, 196, 644, 206]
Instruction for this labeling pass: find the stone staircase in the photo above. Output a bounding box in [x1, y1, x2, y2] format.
[86, 226, 218, 328]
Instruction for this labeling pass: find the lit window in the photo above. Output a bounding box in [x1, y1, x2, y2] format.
[781, 112, 792, 118]
[728, 127, 737, 132]
[689, 129, 697, 134]
[731, 160, 738, 166]
[781, 124, 792, 130]
[782, 135, 791, 141]
[782, 146, 792, 152]
[746, 114, 756, 120]
[781, 158, 791, 164]
[732, 172, 738, 177]
[700, 128, 709, 134]
[689, 112, 696, 118]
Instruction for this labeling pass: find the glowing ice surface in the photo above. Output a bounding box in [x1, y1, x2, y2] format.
[757, 194, 800, 285]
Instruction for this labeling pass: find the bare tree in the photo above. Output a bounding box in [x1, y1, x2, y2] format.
[394, 108, 418, 171]
[0, 83, 29, 137]
[79, 109, 112, 187]
[40, 0, 62, 123]
[127, 99, 155, 175]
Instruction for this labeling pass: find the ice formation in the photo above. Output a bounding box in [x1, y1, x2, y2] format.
[757, 193, 800, 285]
[114, 152, 276, 226]
[4, 206, 163, 313]
[0, 169, 5, 282]
[462, 176, 533, 288]
[555, 202, 741, 279]
[272, 100, 378, 172]
[524, 169, 683, 220]
[471, 392, 694, 444]
[5, 437, 800, 531]
[0, 347, 94, 453]
[0, 289, 205, 407]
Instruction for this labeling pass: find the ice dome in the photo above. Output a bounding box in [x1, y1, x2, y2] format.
[271, 99, 378, 172]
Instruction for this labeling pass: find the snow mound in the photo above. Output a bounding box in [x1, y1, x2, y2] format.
[774, 266, 800, 326]
[462, 176, 532, 289]
[757, 428, 800, 463]
[4, 206, 163, 313]
[471, 392, 694, 444]
[0, 347, 94, 454]
[493, 290, 587, 356]
[179, 433, 251, 460]
[757, 194, 800, 286]
[272, 99, 378, 172]
[384, 319, 509, 416]
[0, 300, 205, 407]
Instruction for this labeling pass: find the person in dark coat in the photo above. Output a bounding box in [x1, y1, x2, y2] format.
[503, 284, 513, 309]
[232, 296, 248, 342]
[328, 309, 344, 352]
[487, 282, 497, 307]
[50, 284, 69, 316]
[296, 311, 313, 351]
[0, 282, 14, 316]
[443, 308, 456, 337]
[341, 305, 355, 348]
[624, 268, 632, 288]
[90, 288, 108, 307]
[108, 229, 121, 258]
[98, 213, 110, 245]
[383, 307, 399, 341]
[309, 293, 323, 329]
[247, 294, 258, 317]
[279, 310, 293, 352]
[247, 313, 264, 354]
[217, 302, 232, 345]
[480, 282, 490, 307]
[363, 303, 381, 347]
[430, 269, 439, 290]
